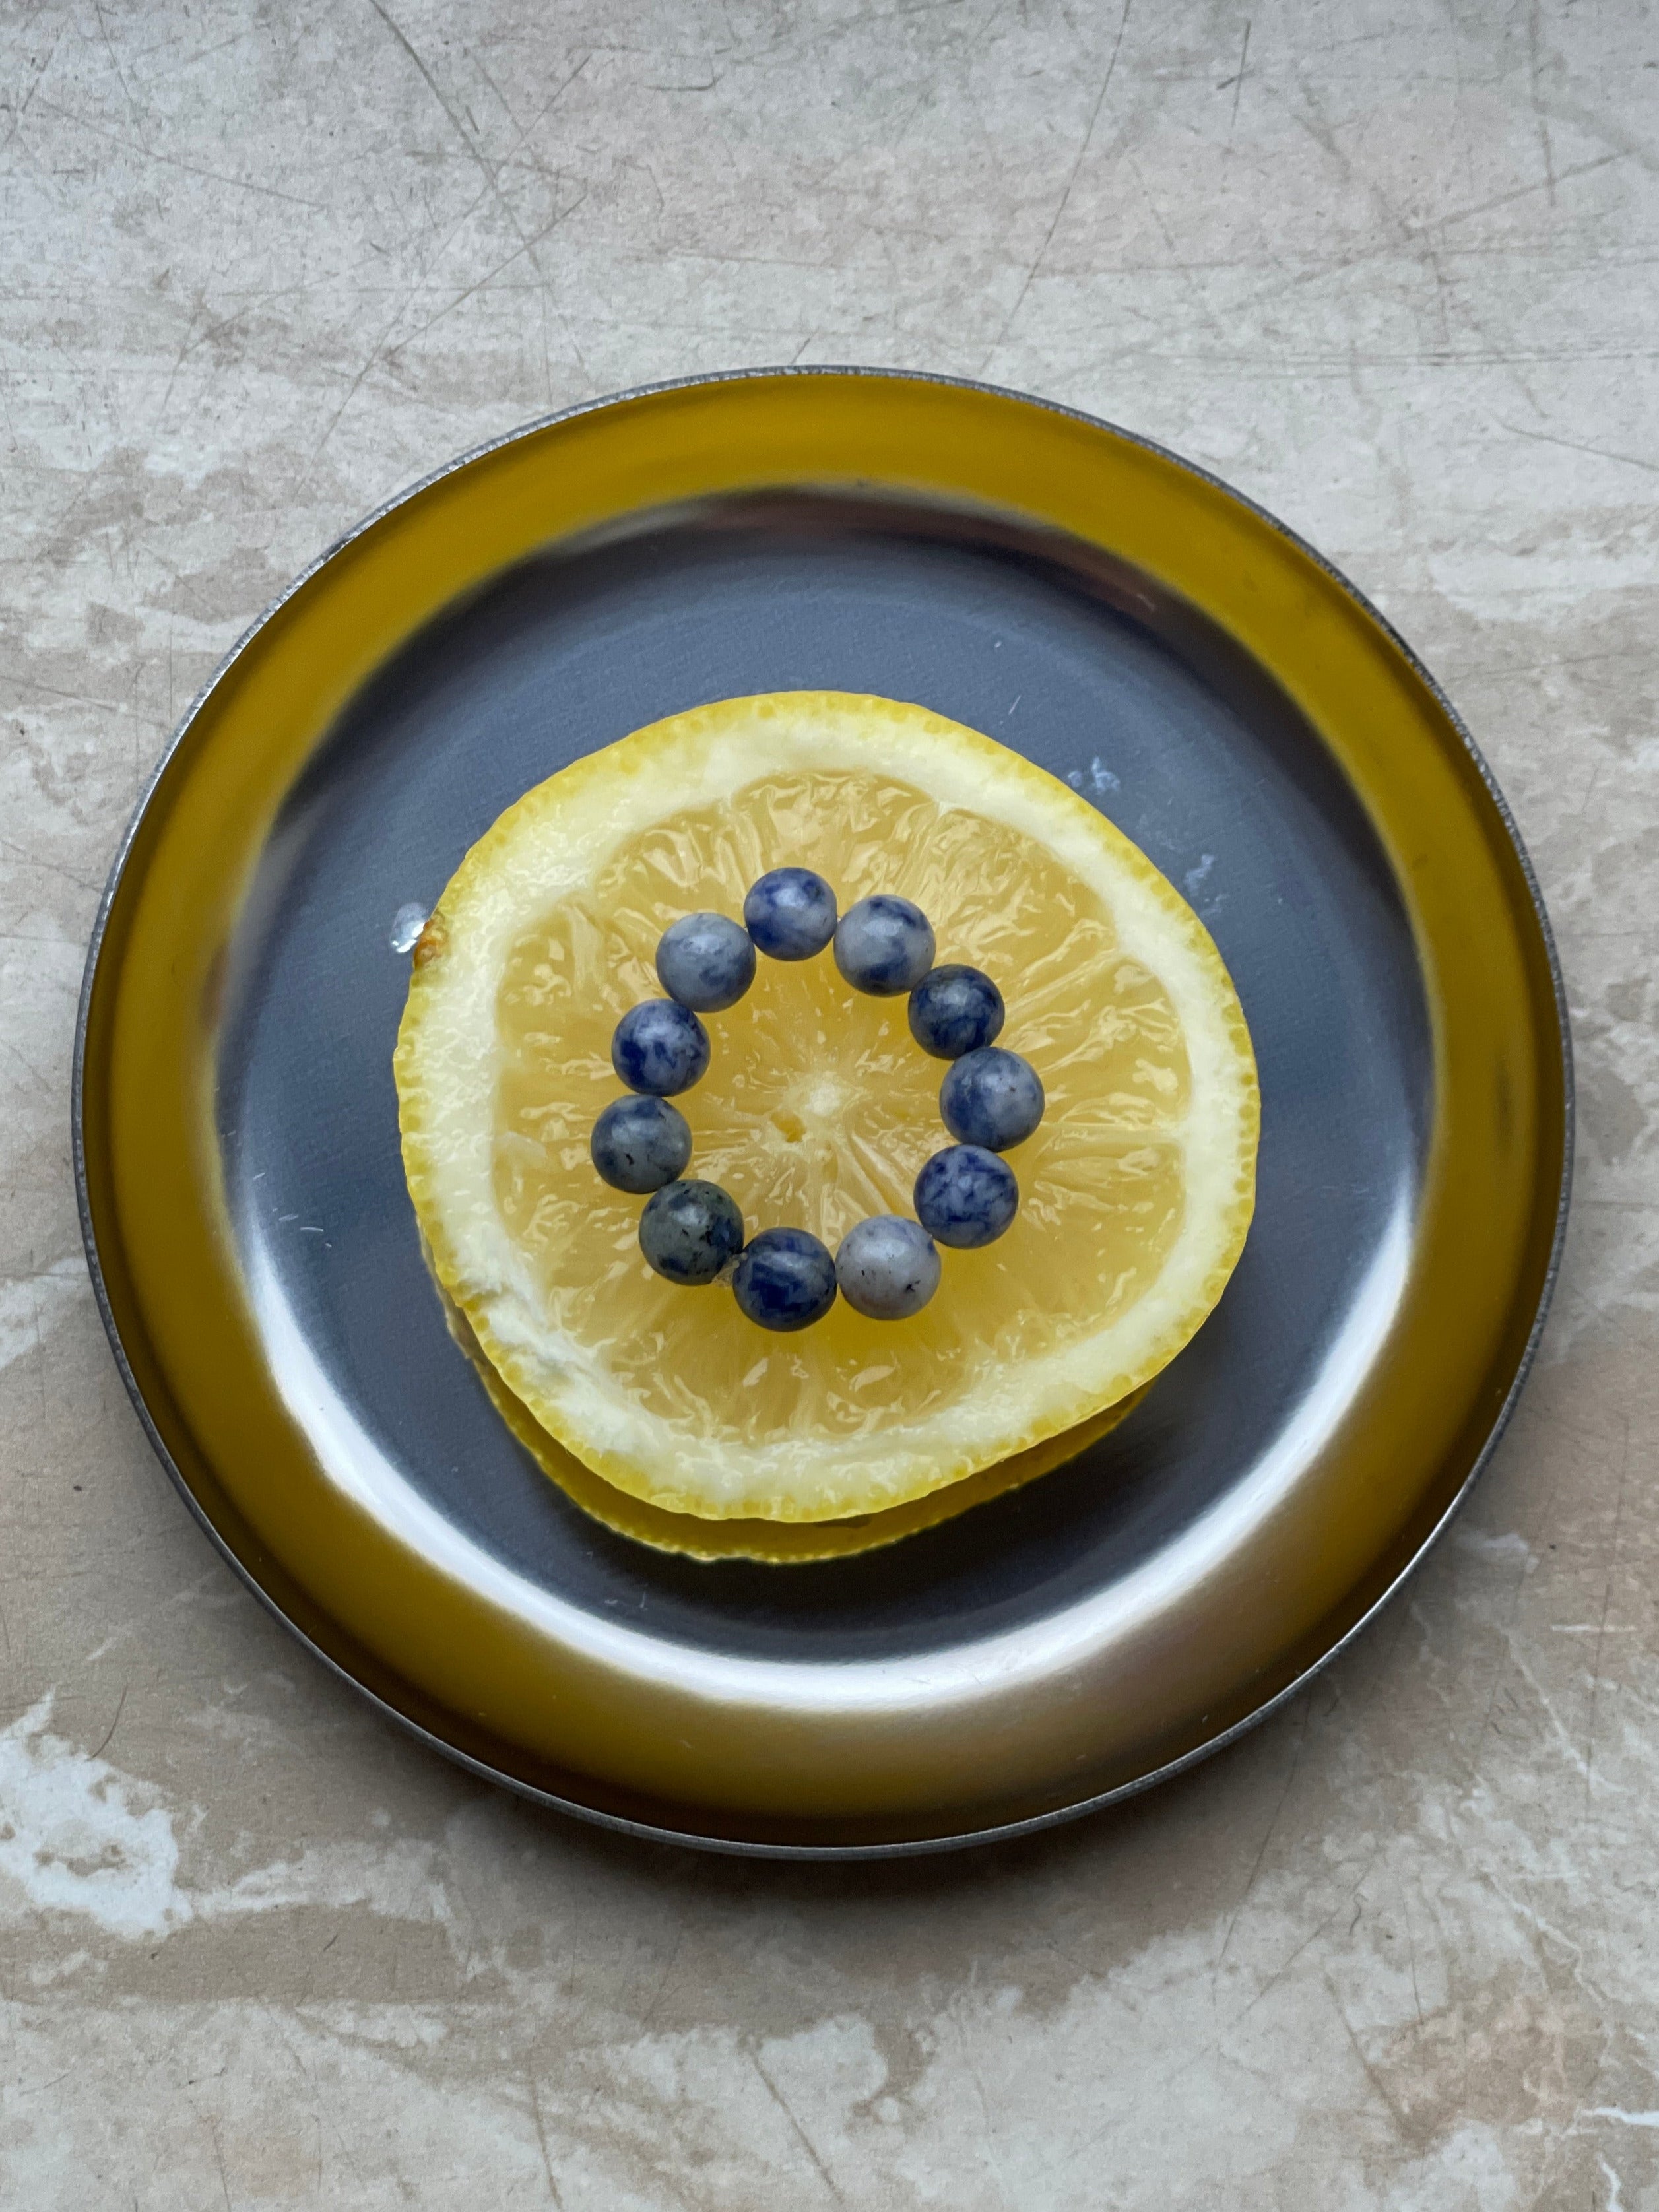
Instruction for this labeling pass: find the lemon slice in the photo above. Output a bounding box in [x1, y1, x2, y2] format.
[436, 1274, 1153, 1563]
[395, 692, 1258, 1521]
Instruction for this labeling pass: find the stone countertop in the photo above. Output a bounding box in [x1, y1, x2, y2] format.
[3, 5, 1654, 2205]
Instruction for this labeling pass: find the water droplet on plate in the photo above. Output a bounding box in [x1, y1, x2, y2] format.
[389, 901, 427, 954]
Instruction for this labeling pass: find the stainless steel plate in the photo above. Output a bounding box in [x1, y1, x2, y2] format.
[76, 372, 1570, 1854]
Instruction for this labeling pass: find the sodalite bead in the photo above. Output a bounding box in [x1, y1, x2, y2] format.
[744, 868, 838, 961]
[732, 1227, 838, 1331]
[639, 1179, 744, 1285]
[835, 1216, 940, 1320]
[833, 895, 936, 996]
[656, 911, 756, 1012]
[611, 999, 710, 1097]
[940, 1046, 1045, 1151]
[907, 963, 1005, 1059]
[914, 1145, 1020, 1249]
[589, 1095, 692, 1194]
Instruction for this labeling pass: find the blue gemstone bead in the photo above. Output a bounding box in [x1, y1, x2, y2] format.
[940, 1046, 1045, 1151]
[639, 1179, 744, 1285]
[834, 1216, 941, 1320]
[907, 964, 1005, 1059]
[732, 1227, 838, 1331]
[833, 894, 936, 996]
[655, 911, 756, 1012]
[913, 1145, 1020, 1249]
[744, 868, 837, 961]
[610, 999, 710, 1097]
[590, 1095, 692, 1194]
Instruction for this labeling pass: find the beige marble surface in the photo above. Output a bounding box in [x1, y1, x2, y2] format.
[3, 3, 1656, 2204]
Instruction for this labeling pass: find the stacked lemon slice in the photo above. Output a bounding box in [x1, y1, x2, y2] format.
[395, 692, 1258, 1561]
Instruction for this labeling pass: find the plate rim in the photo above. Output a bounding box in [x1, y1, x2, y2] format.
[72, 366, 1575, 1859]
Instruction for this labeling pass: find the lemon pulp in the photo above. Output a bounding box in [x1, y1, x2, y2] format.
[396, 693, 1257, 1520]
[496, 775, 1189, 1434]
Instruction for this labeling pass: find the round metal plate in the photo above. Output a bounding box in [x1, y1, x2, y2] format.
[75, 372, 1570, 1855]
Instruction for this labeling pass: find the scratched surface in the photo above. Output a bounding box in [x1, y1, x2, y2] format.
[3, 4, 1658, 2205]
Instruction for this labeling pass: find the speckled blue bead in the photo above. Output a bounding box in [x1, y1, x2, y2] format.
[744, 868, 838, 961]
[732, 1227, 838, 1331]
[611, 999, 710, 1097]
[835, 1216, 941, 1320]
[940, 1046, 1045, 1151]
[907, 964, 1005, 1059]
[913, 1145, 1020, 1249]
[655, 911, 756, 1012]
[589, 1095, 692, 1194]
[833, 895, 936, 996]
[639, 1179, 744, 1285]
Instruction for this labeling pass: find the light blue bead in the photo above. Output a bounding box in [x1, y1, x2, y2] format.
[834, 1216, 940, 1319]
[744, 868, 837, 961]
[639, 1179, 744, 1285]
[907, 964, 1004, 1058]
[611, 999, 710, 1097]
[732, 1227, 838, 1331]
[656, 911, 756, 1012]
[589, 1095, 691, 1194]
[914, 1145, 1020, 1249]
[939, 1046, 1044, 1151]
[833, 895, 935, 996]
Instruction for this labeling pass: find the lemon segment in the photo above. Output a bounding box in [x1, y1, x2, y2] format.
[395, 692, 1258, 1521]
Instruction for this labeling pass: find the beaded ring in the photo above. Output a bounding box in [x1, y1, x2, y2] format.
[589, 869, 1045, 1332]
